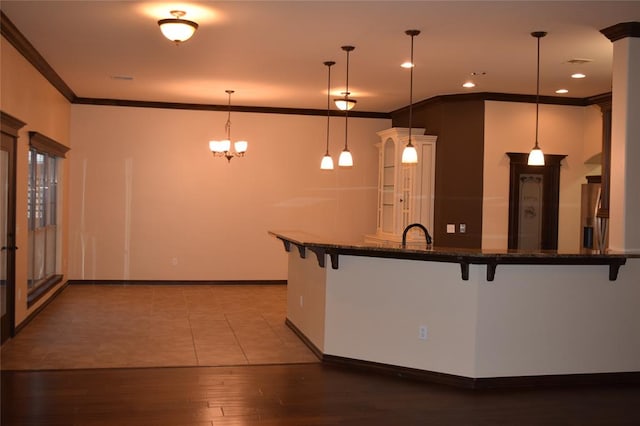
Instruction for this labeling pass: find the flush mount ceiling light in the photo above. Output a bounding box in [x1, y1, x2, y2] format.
[335, 46, 357, 112]
[527, 31, 547, 166]
[338, 45, 355, 167]
[401, 29, 420, 164]
[158, 10, 199, 44]
[321, 61, 336, 170]
[209, 90, 248, 162]
[571, 73, 587, 79]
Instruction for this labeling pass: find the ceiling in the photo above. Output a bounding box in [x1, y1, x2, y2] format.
[2, 1, 639, 113]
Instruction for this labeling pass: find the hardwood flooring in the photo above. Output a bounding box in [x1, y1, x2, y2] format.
[2, 284, 640, 425]
[3, 363, 640, 425]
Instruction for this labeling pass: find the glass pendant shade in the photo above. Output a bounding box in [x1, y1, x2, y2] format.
[334, 98, 357, 111]
[234, 141, 248, 154]
[321, 155, 335, 170]
[209, 141, 223, 153]
[158, 11, 198, 43]
[527, 146, 545, 165]
[338, 149, 353, 167]
[402, 144, 418, 164]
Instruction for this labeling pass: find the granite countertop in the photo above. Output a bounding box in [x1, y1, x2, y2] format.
[269, 230, 638, 281]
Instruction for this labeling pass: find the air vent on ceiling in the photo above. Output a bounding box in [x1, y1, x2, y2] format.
[566, 58, 593, 64]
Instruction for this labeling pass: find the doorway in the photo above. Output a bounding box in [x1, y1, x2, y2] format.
[1, 112, 25, 344]
[507, 152, 566, 251]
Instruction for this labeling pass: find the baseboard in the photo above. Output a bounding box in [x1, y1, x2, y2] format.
[323, 355, 640, 389]
[67, 279, 287, 286]
[284, 318, 323, 361]
[286, 318, 640, 390]
[15, 281, 69, 335]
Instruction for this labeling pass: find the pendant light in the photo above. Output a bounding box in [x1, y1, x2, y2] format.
[401, 30, 420, 164]
[158, 10, 199, 44]
[338, 45, 355, 167]
[321, 61, 336, 170]
[527, 31, 547, 166]
[209, 90, 248, 162]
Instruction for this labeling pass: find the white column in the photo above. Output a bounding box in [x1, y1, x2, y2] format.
[602, 23, 640, 252]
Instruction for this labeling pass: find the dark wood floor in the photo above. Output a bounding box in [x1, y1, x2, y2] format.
[3, 363, 640, 426]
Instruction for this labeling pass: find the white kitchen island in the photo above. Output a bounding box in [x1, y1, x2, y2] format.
[271, 231, 640, 388]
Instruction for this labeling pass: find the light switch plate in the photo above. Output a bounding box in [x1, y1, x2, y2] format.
[446, 224, 455, 234]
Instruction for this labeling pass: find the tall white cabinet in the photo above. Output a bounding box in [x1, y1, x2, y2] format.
[367, 128, 437, 243]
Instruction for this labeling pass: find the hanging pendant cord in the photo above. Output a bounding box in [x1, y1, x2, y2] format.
[408, 33, 415, 147]
[225, 90, 233, 141]
[344, 49, 350, 151]
[325, 62, 334, 155]
[535, 35, 540, 149]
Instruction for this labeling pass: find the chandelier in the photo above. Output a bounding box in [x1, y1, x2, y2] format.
[209, 90, 248, 162]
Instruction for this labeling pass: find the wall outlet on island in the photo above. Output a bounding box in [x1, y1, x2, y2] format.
[419, 325, 428, 340]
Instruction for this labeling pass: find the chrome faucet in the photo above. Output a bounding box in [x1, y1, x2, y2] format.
[402, 223, 433, 247]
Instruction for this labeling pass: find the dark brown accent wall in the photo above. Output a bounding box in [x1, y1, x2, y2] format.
[393, 98, 485, 248]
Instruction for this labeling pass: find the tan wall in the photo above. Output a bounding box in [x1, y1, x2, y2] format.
[0, 37, 71, 325]
[68, 104, 388, 280]
[482, 101, 601, 251]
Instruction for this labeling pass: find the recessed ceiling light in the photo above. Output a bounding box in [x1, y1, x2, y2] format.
[555, 89, 569, 94]
[401, 61, 414, 68]
[462, 81, 476, 88]
[571, 73, 586, 79]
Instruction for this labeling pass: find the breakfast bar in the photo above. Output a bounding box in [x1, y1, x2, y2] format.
[271, 230, 640, 388]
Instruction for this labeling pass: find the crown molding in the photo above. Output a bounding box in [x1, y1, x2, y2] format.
[1, 11, 76, 102]
[600, 21, 640, 42]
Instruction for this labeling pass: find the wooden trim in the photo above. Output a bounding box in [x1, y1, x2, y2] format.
[66, 279, 287, 286]
[27, 274, 64, 308]
[72, 97, 390, 119]
[284, 318, 323, 361]
[16, 280, 68, 334]
[392, 92, 591, 115]
[506, 153, 566, 251]
[0, 11, 76, 102]
[600, 21, 640, 42]
[315, 342, 640, 389]
[28, 131, 70, 158]
[1, 111, 27, 136]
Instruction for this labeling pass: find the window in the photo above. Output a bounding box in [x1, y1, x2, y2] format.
[27, 132, 68, 304]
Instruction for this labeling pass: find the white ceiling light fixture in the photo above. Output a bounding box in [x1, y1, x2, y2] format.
[527, 31, 547, 166]
[571, 72, 586, 79]
[158, 10, 199, 44]
[209, 90, 248, 162]
[555, 88, 569, 94]
[321, 61, 336, 170]
[462, 81, 476, 88]
[401, 29, 420, 165]
[338, 45, 355, 167]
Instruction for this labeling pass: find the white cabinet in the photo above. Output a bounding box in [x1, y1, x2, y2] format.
[367, 128, 437, 243]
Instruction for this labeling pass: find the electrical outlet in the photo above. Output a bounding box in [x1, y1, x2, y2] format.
[459, 224, 466, 233]
[419, 325, 428, 340]
[299, 296, 304, 307]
